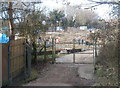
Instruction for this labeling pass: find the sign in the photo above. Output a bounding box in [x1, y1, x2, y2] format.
[0, 33, 9, 43]
[2, 27, 10, 30]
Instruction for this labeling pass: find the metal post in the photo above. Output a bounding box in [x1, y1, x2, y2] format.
[44, 40, 46, 62]
[23, 40, 27, 78]
[93, 40, 95, 73]
[93, 38, 97, 73]
[8, 44, 11, 83]
[93, 40, 94, 59]
[73, 39, 75, 63]
[95, 40, 97, 57]
[52, 38, 55, 64]
[26, 43, 32, 77]
[54, 38, 56, 59]
[0, 44, 2, 87]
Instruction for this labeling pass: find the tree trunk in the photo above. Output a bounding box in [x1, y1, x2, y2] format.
[8, 2, 14, 40]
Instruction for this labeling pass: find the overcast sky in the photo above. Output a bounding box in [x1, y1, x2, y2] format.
[40, 0, 113, 20]
[0, 0, 114, 20]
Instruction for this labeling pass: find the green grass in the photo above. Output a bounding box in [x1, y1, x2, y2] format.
[37, 55, 53, 61]
[95, 65, 118, 86]
[96, 68, 105, 77]
[22, 69, 39, 83]
[56, 53, 68, 57]
[37, 53, 69, 62]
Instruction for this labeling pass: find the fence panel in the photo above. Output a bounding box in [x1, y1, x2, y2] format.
[2, 43, 9, 85]
[9, 38, 26, 79]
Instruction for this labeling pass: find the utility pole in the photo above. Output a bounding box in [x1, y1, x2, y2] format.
[8, 2, 14, 40]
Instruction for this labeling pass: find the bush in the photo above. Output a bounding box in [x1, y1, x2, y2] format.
[97, 41, 118, 68]
[96, 41, 118, 86]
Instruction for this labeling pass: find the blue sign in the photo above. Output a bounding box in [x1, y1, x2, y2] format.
[0, 33, 9, 43]
[2, 27, 10, 30]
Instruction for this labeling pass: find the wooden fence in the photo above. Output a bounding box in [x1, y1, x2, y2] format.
[2, 38, 30, 86]
[2, 43, 9, 85]
[9, 38, 26, 79]
[0, 44, 2, 88]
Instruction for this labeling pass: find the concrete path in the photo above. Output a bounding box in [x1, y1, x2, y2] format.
[78, 64, 94, 79]
[56, 50, 93, 64]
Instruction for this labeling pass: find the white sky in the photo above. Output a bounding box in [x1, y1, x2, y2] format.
[0, 0, 114, 20]
[40, 0, 113, 20]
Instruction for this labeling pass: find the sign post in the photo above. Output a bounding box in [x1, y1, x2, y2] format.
[0, 44, 2, 88]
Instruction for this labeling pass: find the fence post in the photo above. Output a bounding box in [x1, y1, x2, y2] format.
[26, 43, 32, 77]
[8, 42, 12, 84]
[93, 40, 96, 73]
[95, 40, 97, 57]
[52, 38, 55, 64]
[0, 44, 2, 87]
[73, 39, 75, 63]
[24, 40, 27, 77]
[54, 38, 56, 61]
[44, 40, 46, 62]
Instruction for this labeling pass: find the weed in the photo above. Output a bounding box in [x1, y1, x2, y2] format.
[22, 69, 39, 83]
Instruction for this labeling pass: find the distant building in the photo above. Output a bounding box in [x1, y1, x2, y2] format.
[48, 26, 64, 32]
[80, 26, 88, 30]
[56, 27, 64, 31]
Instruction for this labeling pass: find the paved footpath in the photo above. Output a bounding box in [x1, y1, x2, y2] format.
[23, 50, 95, 86]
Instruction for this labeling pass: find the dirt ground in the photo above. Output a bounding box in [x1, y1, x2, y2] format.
[23, 63, 95, 86]
[22, 50, 96, 86]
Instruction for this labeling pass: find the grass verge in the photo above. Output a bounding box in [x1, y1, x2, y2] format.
[22, 69, 39, 83]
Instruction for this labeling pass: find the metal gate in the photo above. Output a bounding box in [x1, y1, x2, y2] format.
[54, 38, 93, 64]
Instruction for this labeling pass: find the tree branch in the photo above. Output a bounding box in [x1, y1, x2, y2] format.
[87, 0, 120, 5]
